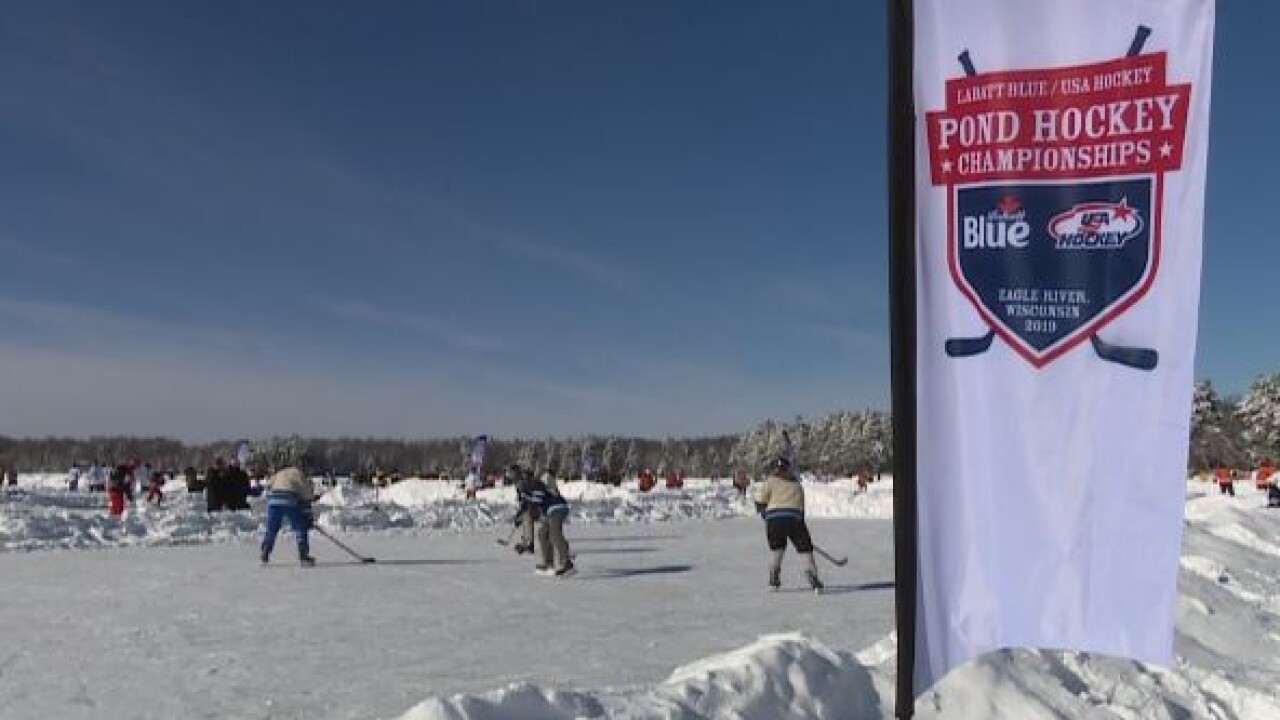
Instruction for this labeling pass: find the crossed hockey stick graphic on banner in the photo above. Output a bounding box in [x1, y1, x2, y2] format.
[939, 26, 1170, 371]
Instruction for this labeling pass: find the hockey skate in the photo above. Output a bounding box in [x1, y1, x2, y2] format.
[806, 570, 825, 594]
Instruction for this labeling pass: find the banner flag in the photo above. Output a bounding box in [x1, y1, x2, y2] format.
[467, 435, 488, 477]
[910, 0, 1214, 697]
[235, 440, 251, 468]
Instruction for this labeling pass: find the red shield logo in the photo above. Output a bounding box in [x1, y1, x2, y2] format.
[927, 50, 1190, 369]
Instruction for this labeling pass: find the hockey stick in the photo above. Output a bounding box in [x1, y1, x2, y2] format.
[496, 509, 526, 546]
[1091, 334, 1158, 371]
[945, 330, 995, 358]
[313, 525, 377, 563]
[1083, 25, 1159, 371]
[496, 523, 519, 546]
[813, 543, 848, 567]
[941, 50, 995, 357]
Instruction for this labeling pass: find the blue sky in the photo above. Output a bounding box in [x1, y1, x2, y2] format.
[0, 2, 1272, 441]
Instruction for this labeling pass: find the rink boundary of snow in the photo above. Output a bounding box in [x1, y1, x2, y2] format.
[7, 474, 1280, 719]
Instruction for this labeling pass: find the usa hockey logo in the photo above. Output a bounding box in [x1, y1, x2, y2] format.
[1049, 199, 1143, 250]
[926, 28, 1190, 370]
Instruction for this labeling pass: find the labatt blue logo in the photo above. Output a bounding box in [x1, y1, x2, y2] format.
[926, 43, 1190, 369]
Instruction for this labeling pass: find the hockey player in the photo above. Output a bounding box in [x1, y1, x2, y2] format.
[754, 456, 823, 593]
[516, 467, 574, 576]
[506, 465, 536, 555]
[260, 466, 316, 567]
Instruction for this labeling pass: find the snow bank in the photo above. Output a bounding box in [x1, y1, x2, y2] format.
[10, 472, 1278, 719]
[393, 479, 1280, 720]
[1, 475, 890, 552]
[399, 633, 885, 720]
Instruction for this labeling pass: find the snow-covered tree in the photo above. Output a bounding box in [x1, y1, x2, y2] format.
[516, 441, 537, 470]
[558, 440, 580, 479]
[579, 437, 596, 479]
[251, 435, 312, 472]
[1189, 380, 1243, 469]
[600, 437, 618, 475]
[623, 440, 639, 477]
[1238, 373, 1280, 463]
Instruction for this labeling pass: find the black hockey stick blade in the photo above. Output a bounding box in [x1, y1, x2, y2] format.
[814, 545, 848, 567]
[945, 330, 996, 358]
[1091, 334, 1158, 371]
[314, 526, 376, 564]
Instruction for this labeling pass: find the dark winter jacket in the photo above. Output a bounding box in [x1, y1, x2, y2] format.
[225, 465, 251, 510]
[205, 465, 227, 511]
[517, 477, 569, 517]
[108, 465, 134, 499]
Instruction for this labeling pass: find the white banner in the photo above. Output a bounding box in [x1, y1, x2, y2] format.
[913, 0, 1214, 695]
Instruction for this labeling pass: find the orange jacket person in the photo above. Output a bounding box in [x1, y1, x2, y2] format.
[1215, 467, 1235, 497]
[1256, 459, 1274, 490]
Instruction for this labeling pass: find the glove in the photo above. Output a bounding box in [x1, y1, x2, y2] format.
[754, 502, 767, 516]
[512, 509, 525, 526]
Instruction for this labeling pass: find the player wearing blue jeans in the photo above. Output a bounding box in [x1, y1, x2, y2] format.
[260, 467, 315, 566]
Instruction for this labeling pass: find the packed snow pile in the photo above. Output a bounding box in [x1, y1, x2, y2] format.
[1, 474, 891, 552]
[396, 480, 1280, 720]
[400, 633, 887, 720]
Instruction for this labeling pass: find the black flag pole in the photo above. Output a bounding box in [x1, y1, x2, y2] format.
[887, 1, 918, 718]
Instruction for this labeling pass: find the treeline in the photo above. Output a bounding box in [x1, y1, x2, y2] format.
[0, 434, 744, 478]
[1190, 373, 1280, 469]
[2, 371, 1275, 477]
[0, 408, 892, 478]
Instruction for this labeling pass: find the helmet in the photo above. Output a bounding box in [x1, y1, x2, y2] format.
[772, 456, 792, 472]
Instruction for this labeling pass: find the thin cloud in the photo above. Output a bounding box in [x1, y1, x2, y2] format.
[0, 237, 82, 269]
[499, 236, 626, 290]
[801, 322, 886, 350]
[0, 296, 244, 353]
[311, 298, 508, 353]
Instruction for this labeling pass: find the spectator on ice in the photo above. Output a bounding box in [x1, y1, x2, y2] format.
[753, 456, 823, 593]
[106, 460, 137, 517]
[225, 459, 251, 510]
[67, 464, 82, 492]
[144, 467, 166, 504]
[1256, 458, 1274, 491]
[260, 466, 316, 567]
[1215, 466, 1235, 497]
[206, 457, 228, 512]
[88, 463, 107, 492]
